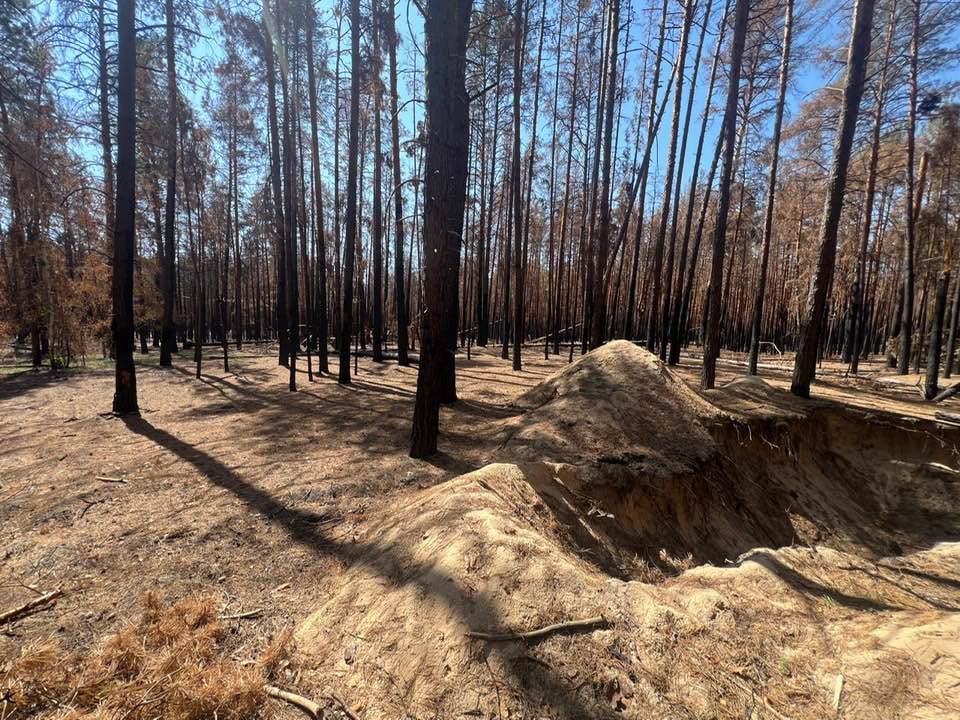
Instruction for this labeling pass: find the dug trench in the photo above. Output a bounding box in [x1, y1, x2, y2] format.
[514, 406, 960, 582]
[290, 341, 960, 718]
[492, 340, 960, 582]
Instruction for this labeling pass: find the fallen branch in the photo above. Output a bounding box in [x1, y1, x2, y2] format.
[218, 608, 263, 620]
[466, 615, 608, 642]
[328, 692, 361, 720]
[0, 589, 63, 626]
[96, 476, 128, 484]
[264, 685, 322, 718]
[932, 382, 960, 403]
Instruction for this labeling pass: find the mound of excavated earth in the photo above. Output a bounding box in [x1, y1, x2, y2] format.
[294, 343, 960, 719]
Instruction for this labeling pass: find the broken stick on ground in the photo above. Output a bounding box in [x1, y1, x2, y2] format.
[0, 589, 63, 626]
[466, 615, 608, 642]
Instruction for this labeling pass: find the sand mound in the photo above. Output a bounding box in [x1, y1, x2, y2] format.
[497, 346, 960, 574]
[289, 345, 960, 718]
[508, 340, 719, 478]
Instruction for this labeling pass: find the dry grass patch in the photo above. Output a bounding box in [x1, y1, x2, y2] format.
[1, 592, 292, 720]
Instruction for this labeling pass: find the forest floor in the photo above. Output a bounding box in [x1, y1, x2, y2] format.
[1, 342, 959, 719]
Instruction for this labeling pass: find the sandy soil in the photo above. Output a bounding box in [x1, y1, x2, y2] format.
[1, 342, 958, 719]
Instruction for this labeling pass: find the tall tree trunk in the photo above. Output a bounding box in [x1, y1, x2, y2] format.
[849, 3, 894, 375]
[898, 0, 921, 375]
[306, 6, 328, 373]
[925, 269, 950, 399]
[386, 0, 409, 365]
[372, 0, 385, 362]
[111, 0, 138, 415]
[410, 0, 472, 458]
[747, 0, 793, 375]
[791, 0, 876, 397]
[160, 0, 177, 366]
[668, 0, 729, 365]
[339, 0, 361, 384]
[97, 0, 114, 279]
[653, 0, 694, 359]
[263, 1, 287, 365]
[517, 0, 547, 369]
[552, 2, 583, 355]
[510, 0, 525, 370]
[702, 0, 750, 390]
[624, 0, 668, 341]
[281, 22, 298, 390]
[590, 0, 620, 350]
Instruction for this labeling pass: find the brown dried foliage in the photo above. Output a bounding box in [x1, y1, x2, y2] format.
[1, 592, 293, 720]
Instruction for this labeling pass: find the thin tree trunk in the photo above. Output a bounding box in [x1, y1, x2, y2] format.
[306, 5, 329, 373]
[747, 0, 793, 375]
[339, 0, 361, 384]
[510, 0, 525, 370]
[653, 0, 694, 359]
[590, 0, 620, 350]
[372, 0, 385, 362]
[702, 0, 750, 390]
[898, 0, 920, 375]
[263, 2, 287, 366]
[925, 269, 950, 399]
[386, 0, 409, 365]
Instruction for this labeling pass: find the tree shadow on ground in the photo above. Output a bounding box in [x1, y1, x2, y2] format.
[120, 414, 621, 718]
[0, 368, 110, 402]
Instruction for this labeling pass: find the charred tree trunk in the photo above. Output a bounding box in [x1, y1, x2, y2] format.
[372, 0, 385, 363]
[306, 6, 329, 373]
[111, 0, 138, 415]
[702, 0, 750, 390]
[668, 0, 728, 365]
[898, 0, 921, 375]
[925, 269, 950, 399]
[410, 0, 472, 458]
[160, 0, 177, 366]
[510, 0, 525, 370]
[339, 0, 361, 384]
[624, 0, 668, 341]
[263, 2, 287, 365]
[747, 0, 792, 375]
[386, 0, 409, 366]
[791, 0, 875, 397]
[590, 0, 620, 350]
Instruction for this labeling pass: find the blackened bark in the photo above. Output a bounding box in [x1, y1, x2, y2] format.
[898, 0, 920, 375]
[386, 0, 409, 365]
[668, 0, 729, 365]
[263, 3, 287, 365]
[111, 0, 139, 415]
[651, 0, 692, 358]
[510, 0, 524, 370]
[946, 275, 960, 378]
[925, 269, 950, 399]
[160, 0, 178, 367]
[372, 0, 385, 363]
[747, 0, 792, 375]
[624, 0, 668, 341]
[702, 0, 750, 390]
[590, 0, 620, 350]
[849, 6, 894, 375]
[410, 0, 472, 458]
[339, 0, 361, 384]
[791, 0, 876, 397]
